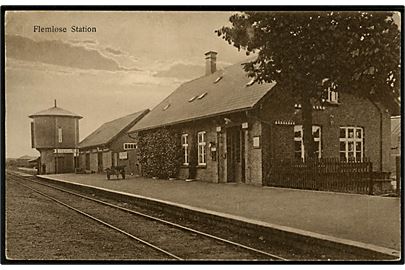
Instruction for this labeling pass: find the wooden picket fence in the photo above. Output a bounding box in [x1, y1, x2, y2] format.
[265, 158, 374, 194]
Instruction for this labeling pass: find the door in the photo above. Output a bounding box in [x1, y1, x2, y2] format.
[55, 156, 64, 174]
[97, 152, 103, 172]
[85, 153, 90, 170]
[55, 155, 73, 173]
[226, 127, 244, 183]
[113, 152, 118, 167]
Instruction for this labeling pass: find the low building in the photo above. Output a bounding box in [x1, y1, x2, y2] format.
[13, 155, 39, 168]
[78, 109, 149, 175]
[129, 52, 395, 185]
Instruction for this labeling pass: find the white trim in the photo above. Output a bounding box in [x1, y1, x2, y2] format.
[58, 127, 63, 143]
[294, 125, 322, 160]
[197, 131, 206, 165]
[339, 127, 364, 161]
[327, 88, 339, 103]
[181, 134, 189, 165]
[123, 142, 137, 150]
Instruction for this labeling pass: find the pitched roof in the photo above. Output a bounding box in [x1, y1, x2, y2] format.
[79, 109, 149, 149]
[29, 106, 82, 118]
[129, 61, 276, 132]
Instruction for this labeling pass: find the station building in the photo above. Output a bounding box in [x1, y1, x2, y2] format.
[129, 51, 397, 185]
[78, 109, 149, 175]
[29, 101, 82, 174]
[390, 115, 401, 179]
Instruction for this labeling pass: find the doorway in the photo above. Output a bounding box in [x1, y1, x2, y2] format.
[97, 152, 103, 172]
[55, 155, 74, 173]
[226, 126, 245, 183]
[85, 153, 90, 170]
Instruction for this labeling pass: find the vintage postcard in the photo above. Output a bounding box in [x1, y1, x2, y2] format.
[3, 7, 402, 263]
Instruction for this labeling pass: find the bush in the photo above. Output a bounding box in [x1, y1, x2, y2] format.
[138, 128, 182, 179]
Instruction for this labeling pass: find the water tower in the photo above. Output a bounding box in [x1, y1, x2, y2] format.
[29, 100, 82, 174]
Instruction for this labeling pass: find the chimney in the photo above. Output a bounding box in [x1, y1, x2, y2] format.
[205, 51, 217, 75]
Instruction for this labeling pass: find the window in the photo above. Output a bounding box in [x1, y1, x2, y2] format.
[327, 88, 339, 103]
[294, 125, 322, 160]
[123, 143, 137, 150]
[197, 131, 206, 165]
[181, 134, 189, 165]
[214, 76, 222, 83]
[246, 78, 255, 87]
[188, 96, 197, 102]
[197, 92, 207, 99]
[322, 78, 339, 103]
[58, 127, 63, 143]
[339, 127, 364, 161]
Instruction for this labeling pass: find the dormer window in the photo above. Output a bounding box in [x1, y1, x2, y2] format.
[322, 78, 339, 104]
[188, 96, 197, 102]
[246, 78, 255, 87]
[197, 92, 207, 100]
[327, 89, 339, 103]
[214, 76, 223, 84]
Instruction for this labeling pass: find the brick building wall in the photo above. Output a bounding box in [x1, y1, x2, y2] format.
[245, 120, 263, 185]
[176, 118, 219, 182]
[164, 113, 264, 184]
[110, 132, 139, 175]
[135, 87, 391, 185]
[258, 87, 391, 172]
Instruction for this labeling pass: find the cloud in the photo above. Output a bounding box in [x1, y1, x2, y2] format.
[68, 39, 98, 45]
[105, 47, 124, 55]
[154, 63, 205, 80]
[6, 57, 179, 88]
[6, 34, 124, 71]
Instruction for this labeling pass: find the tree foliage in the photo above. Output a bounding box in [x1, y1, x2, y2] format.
[138, 128, 183, 179]
[217, 11, 400, 159]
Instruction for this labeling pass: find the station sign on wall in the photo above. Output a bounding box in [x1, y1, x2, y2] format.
[119, 151, 128, 160]
[54, 149, 78, 154]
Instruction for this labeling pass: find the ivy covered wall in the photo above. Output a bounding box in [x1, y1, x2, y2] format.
[138, 128, 183, 179]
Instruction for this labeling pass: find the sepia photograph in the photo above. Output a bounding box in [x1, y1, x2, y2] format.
[2, 6, 403, 263]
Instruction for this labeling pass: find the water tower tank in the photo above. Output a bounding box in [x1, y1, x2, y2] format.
[29, 101, 82, 174]
[29, 101, 82, 149]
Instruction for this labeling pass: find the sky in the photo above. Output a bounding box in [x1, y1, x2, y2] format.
[5, 11, 250, 158]
[5, 10, 401, 158]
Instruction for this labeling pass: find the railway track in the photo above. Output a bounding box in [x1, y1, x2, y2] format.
[7, 171, 288, 261]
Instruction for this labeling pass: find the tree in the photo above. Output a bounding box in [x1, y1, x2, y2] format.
[217, 11, 400, 159]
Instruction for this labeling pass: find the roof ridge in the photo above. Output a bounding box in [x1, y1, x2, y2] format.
[128, 57, 276, 133]
[79, 109, 149, 148]
[102, 109, 148, 125]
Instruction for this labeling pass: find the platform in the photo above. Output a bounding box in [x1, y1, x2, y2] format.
[36, 173, 401, 257]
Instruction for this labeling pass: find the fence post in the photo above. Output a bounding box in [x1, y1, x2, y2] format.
[369, 162, 373, 195]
